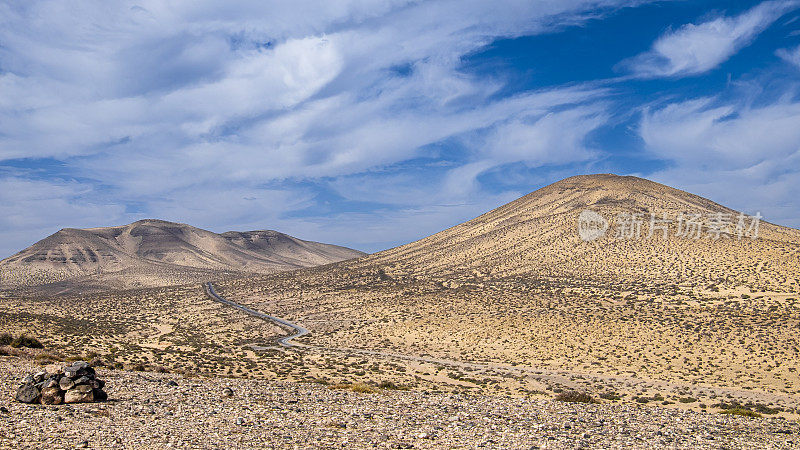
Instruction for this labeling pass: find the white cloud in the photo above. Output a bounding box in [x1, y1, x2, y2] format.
[0, 177, 128, 257]
[640, 96, 800, 228]
[0, 0, 640, 256]
[483, 105, 607, 165]
[621, 1, 800, 78]
[777, 44, 800, 69]
[641, 97, 800, 168]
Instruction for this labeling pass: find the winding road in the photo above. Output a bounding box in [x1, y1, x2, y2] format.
[202, 282, 796, 409]
[204, 282, 309, 347]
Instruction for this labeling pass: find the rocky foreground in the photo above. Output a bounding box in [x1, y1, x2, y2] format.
[1, 358, 798, 449]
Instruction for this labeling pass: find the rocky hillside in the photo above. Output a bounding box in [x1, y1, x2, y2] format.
[362, 174, 800, 291]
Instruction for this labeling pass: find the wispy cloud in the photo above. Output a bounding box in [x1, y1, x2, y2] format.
[0, 1, 636, 255]
[0, 177, 127, 257]
[620, 1, 799, 78]
[640, 94, 800, 227]
[777, 44, 800, 68]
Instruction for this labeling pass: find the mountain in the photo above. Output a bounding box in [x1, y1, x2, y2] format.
[0, 219, 365, 292]
[361, 174, 800, 291]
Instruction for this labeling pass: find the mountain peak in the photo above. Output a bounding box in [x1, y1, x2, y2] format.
[364, 174, 800, 290]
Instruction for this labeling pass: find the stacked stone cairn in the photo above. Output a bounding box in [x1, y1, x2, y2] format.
[15, 361, 107, 405]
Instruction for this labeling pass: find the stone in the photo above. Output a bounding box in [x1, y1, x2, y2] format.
[33, 371, 47, 383]
[41, 387, 64, 405]
[60, 377, 76, 390]
[93, 388, 108, 402]
[75, 440, 89, 448]
[74, 376, 91, 386]
[15, 384, 40, 404]
[71, 361, 90, 371]
[167, 380, 178, 387]
[92, 379, 105, 390]
[222, 387, 234, 397]
[64, 385, 94, 404]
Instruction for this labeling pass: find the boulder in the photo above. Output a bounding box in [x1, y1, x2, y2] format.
[40, 387, 63, 405]
[92, 388, 107, 402]
[59, 377, 75, 391]
[64, 384, 94, 404]
[15, 384, 40, 404]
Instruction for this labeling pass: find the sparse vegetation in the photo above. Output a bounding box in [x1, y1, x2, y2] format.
[329, 382, 379, 394]
[720, 408, 762, 418]
[9, 334, 43, 349]
[555, 391, 597, 403]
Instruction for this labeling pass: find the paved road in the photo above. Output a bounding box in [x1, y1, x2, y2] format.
[205, 282, 309, 347]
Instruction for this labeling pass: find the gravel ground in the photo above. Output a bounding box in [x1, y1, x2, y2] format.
[1, 358, 798, 449]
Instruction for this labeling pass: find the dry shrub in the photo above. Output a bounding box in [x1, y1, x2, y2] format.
[555, 390, 597, 403]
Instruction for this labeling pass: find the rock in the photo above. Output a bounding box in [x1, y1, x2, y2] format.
[71, 361, 90, 371]
[21, 375, 34, 385]
[222, 387, 234, 397]
[60, 377, 76, 390]
[64, 385, 94, 404]
[41, 387, 64, 405]
[33, 371, 47, 383]
[93, 388, 108, 402]
[167, 380, 178, 387]
[92, 379, 105, 390]
[235, 417, 245, 425]
[74, 376, 91, 386]
[75, 440, 89, 448]
[0, 406, 8, 413]
[15, 384, 40, 404]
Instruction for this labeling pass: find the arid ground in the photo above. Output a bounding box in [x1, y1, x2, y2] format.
[2, 175, 800, 447]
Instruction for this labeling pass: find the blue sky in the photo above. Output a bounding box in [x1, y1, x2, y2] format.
[1, 0, 800, 257]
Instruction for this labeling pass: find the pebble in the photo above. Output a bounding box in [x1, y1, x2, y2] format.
[0, 359, 797, 448]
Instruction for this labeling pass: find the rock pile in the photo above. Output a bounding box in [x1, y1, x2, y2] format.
[15, 361, 107, 405]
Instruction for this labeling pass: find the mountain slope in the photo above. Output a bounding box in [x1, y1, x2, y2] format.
[0, 219, 365, 291]
[360, 174, 800, 291]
